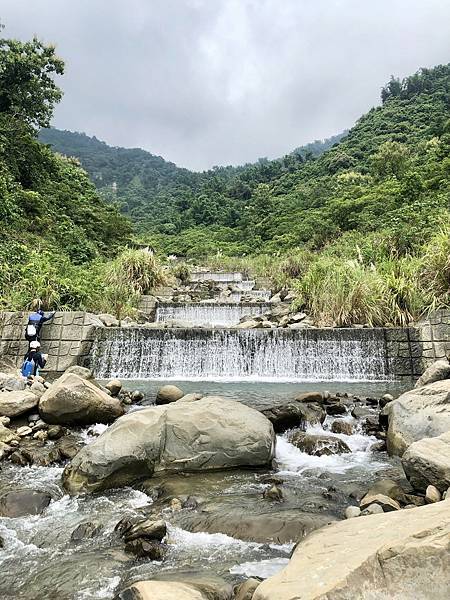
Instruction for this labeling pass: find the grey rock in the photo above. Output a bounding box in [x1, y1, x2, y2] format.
[288, 432, 351, 456]
[345, 506, 361, 519]
[63, 396, 275, 495]
[39, 372, 124, 425]
[0, 490, 52, 517]
[402, 431, 450, 492]
[155, 384, 184, 405]
[415, 358, 450, 388]
[0, 390, 39, 418]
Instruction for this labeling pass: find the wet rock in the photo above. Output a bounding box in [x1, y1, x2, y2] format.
[10, 441, 61, 467]
[56, 434, 84, 460]
[131, 390, 144, 403]
[0, 422, 18, 444]
[351, 406, 373, 418]
[404, 493, 426, 507]
[39, 372, 124, 425]
[263, 485, 283, 502]
[122, 518, 167, 542]
[362, 479, 407, 505]
[174, 507, 336, 544]
[325, 403, 347, 416]
[288, 432, 351, 456]
[71, 521, 102, 541]
[124, 538, 166, 560]
[182, 496, 199, 510]
[415, 358, 450, 388]
[0, 489, 52, 517]
[261, 402, 325, 433]
[28, 413, 40, 423]
[235, 578, 261, 600]
[294, 392, 323, 404]
[63, 397, 275, 494]
[33, 430, 48, 441]
[362, 415, 380, 435]
[402, 430, 450, 493]
[345, 506, 361, 519]
[0, 390, 39, 418]
[379, 393, 394, 408]
[425, 485, 441, 503]
[0, 442, 13, 460]
[47, 424, 66, 439]
[386, 379, 450, 456]
[330, 420, 353, 435]
[253, 502, 450, 600]
[360, 493, 401, 512]
[155, 384, 184, 405]
[105, 379, 122, 397]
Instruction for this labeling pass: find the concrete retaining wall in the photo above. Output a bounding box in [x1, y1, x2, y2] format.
[0, 312, 103, 373]
[1, 309, 449, 378]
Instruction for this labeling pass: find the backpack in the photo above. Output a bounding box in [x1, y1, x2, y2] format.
[26, 324, 37, 338]
[21, 359, 34, 378]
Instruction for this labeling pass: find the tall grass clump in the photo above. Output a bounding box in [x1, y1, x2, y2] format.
[293, 257, 389, 327]
[101, 248, 167, 318]
[420, 225, 450, 309]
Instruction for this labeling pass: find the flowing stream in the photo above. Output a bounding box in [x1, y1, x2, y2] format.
[1, 269, 411, 598]
[90, 327, 391, 381]
[0, 377, 410, 599]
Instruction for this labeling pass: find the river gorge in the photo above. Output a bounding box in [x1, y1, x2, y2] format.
[0, 272, 449, 599]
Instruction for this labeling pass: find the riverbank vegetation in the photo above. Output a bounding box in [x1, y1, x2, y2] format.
[1, 29, 449, 325]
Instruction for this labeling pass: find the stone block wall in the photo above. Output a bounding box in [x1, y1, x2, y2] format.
[0, 312, 104, 374]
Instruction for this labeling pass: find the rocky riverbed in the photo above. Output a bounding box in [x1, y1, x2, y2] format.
[0, 360, 449, 599]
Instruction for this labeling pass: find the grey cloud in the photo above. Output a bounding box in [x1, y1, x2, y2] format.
[2, 0, 450, 170]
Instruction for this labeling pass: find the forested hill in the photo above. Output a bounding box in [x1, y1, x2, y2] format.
[38, 127, 345, 235]
[39, 64, 449, 260]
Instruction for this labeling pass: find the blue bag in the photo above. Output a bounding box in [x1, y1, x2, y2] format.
[21, 359, 34, 377]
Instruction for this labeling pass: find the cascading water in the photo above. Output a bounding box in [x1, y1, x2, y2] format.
[235, 280, 256, 291]
[90, 327, 390, 381]
[228, 290, 271, 303]
[189, 271, 243, 283]
[155, 303, 271, 327]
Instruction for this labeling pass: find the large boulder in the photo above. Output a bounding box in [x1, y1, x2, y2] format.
[386, 379, 450, 456]
[0, 390, 39, 418]
[402, 431, 450, 493]
[39, 372, 124, 425]
[288, 432, 351, 456]
[253, 501, 450, 600]
[63, 396, 275, 494]
[415, 358, 450, 388]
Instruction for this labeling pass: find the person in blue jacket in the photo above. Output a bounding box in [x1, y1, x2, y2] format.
[21, 340, 48, 377]
[24, 309, 56, 343]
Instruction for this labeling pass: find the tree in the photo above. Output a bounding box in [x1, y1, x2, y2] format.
[0, 36, 64, 129]
[371, 141, 410, 179]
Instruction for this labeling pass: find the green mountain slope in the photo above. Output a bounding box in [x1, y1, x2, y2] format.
[39, 128, 345, 238]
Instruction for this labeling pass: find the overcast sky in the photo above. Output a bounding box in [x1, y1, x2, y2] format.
[2, 1, 450, 170]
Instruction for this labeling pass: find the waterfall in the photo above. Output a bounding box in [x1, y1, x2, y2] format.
[155, 303, 271, 327]
[189, 272, 243, 283]
[235, 280, 256, 291]
[90, 328, 390, 381]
